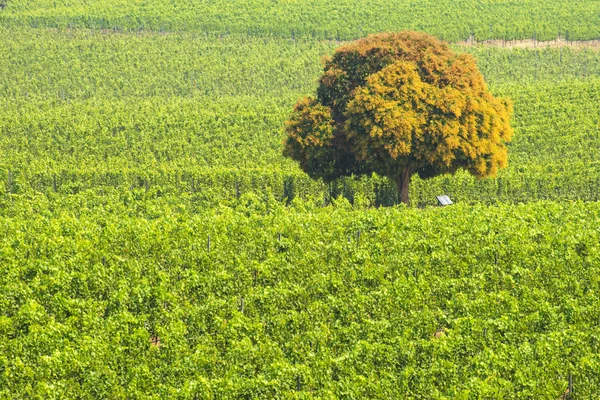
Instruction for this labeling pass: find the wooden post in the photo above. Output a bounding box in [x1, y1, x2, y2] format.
[568, 374, 573, 399]
[6, 170, 12, 194]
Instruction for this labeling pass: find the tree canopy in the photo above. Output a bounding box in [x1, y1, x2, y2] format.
[283, 31, 513, 205]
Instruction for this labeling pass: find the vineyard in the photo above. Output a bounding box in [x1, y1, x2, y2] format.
[1, 0, 600, 398]
[1, 0, 600, 41]
[1, 29, 600, 206]
[1, 198, 600, 398]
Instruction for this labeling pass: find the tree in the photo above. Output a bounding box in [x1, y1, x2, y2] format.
[283, 31, 513, 205]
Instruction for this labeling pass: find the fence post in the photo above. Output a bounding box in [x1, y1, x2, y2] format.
[6, 170, 12, 194]
[568, 373, 573, 399]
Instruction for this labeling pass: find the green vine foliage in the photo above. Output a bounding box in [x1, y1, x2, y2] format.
[0, 197, 599, 398]
[1, 0, 600, 41]
[1, 6, 600, 397]
[0, 29, 600, 206]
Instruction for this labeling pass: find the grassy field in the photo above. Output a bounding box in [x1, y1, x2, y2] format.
[1, 1, 600, 398]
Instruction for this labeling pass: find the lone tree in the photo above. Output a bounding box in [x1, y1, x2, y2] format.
[283, 31, 513, 205]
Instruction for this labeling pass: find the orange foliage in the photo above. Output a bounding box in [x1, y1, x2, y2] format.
[283, 31, 513, 203]
[283, 97, 338, 179]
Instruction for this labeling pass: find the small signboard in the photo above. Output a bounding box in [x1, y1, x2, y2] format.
[436, 195, 453, 206]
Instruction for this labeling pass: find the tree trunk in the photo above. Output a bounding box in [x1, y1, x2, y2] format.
[395, 168, 412, 206]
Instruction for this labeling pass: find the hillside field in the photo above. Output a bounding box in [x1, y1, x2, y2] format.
[1, 1, 600, 398]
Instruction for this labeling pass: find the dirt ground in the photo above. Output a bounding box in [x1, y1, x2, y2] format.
[456, 35, 600, 50]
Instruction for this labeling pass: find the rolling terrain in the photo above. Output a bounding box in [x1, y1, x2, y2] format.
[1, 1, 599, 398]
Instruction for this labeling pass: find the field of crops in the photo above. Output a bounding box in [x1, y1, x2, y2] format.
[1, 28, 600, 206]
[2, 0, 600, 41]
[2, 0, 600, 398]
[1, 198, 600, 398]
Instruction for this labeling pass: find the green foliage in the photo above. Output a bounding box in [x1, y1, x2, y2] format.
[0, 29, 599, 205]
[1, 0, 600, 41]
[1, 13, 600, 397]
[0, 28, 331, 100]
[0, 198, 599, 398]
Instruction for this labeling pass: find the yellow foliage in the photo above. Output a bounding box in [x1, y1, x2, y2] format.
[283, 31, 513, 193]
[344, 39, 512, 179]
